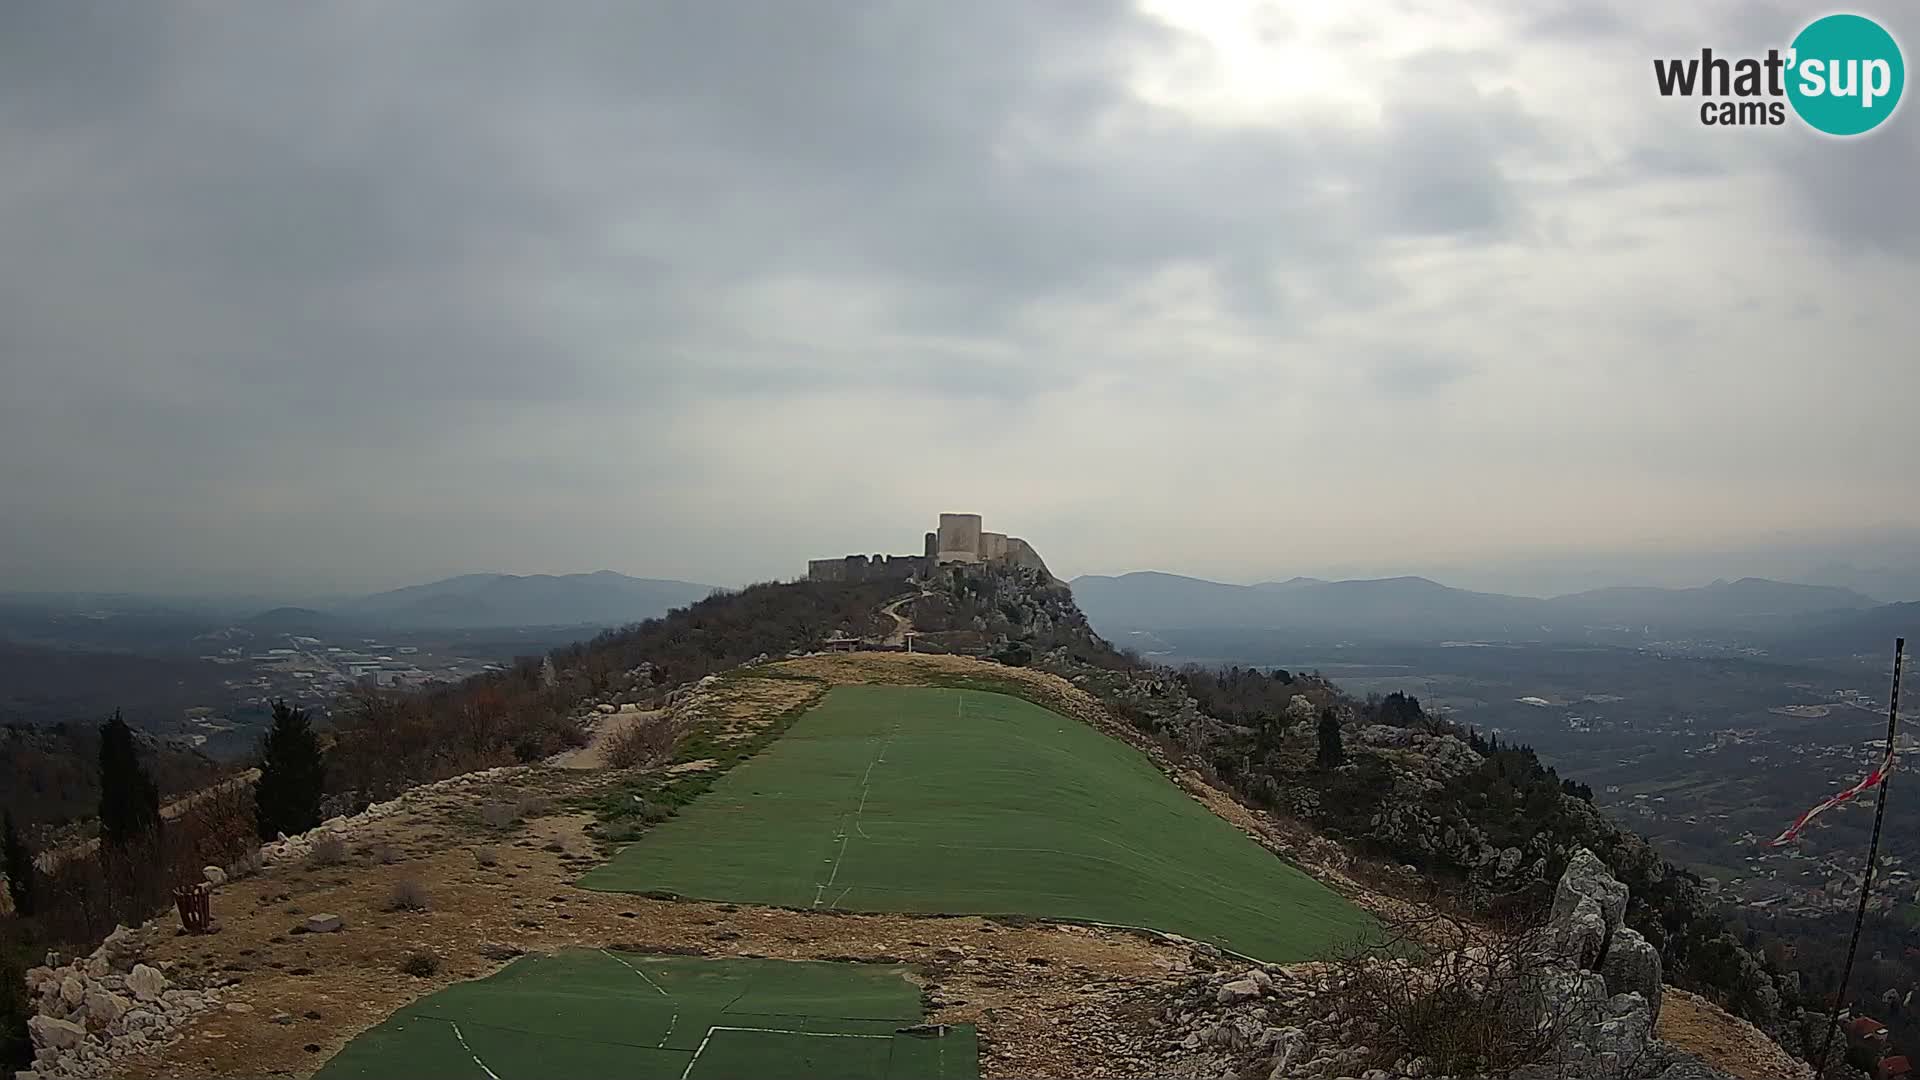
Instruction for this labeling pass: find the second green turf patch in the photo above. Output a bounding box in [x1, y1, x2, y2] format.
[580, 684, 1373, 961]
[314, 951, 974, 1080]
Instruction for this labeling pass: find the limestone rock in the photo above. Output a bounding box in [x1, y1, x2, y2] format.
[1356, 724, 1414, 747]
[84, 990, 128, 1027]
[1553, 848, 1627, 939]
[26, 1016, 85, 1051]
[1602, 926, 1663, 1023]
[305, 913, 344, 934]
[203, 865, 227, 887]
[58, 976, 85, 1008]
[1497, 846, 1523, 877]
[126, 964, 167, 1002]
[1561, 894, 1609, 969]
[1215, 978, 1263, 1005]
[98, 925, 142, 972]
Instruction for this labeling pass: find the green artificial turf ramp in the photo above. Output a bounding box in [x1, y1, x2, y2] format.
[580, 684, 1373, 961]
[314, 951, 974, 1080]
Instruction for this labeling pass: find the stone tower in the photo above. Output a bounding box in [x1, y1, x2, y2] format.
[936, 513, 984, 563]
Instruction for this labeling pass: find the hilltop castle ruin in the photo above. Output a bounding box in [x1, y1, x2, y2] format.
[807, 513, 1050, 583]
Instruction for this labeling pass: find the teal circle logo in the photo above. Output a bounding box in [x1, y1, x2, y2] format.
[1787, 14, 1905, 135]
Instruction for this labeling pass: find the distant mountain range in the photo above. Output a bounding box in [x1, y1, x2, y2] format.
[1069, 571, 1895, 646]
[1770, 601, 1920, 658]
[335, 572, 718, 629]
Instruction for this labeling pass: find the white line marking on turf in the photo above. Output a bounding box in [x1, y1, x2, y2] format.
[449, 1021, 503, 1080]
[679, 1023, 897, 1079]
[816, 827, 853, 905]
[599, 948, 671, 996]
[853, 721, 900, 840]
[815, 714, 901, 905]
[712, 1026, 892, 1038]
[600, 948, 678, 1047]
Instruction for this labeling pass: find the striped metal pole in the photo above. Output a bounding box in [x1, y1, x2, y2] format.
[1815, 637, 1905, 1077]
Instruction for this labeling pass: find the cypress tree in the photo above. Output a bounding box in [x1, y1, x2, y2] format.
[2, 810, 32, 917]
[255, 700, 326, 840]
[98, 710, 161, 846]
[1316, 707, 1346, 769]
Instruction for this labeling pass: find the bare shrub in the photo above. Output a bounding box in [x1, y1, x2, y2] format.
[226, 846, 263, 882]
[367, 842, 400, 865]
[478, 941, 524, 962]
[307, 834, 347, 868]
[472, 846, 499, 868]
[604, 717, 680, 769]
[31, 783, 259, 951]
[35, 835, 168, 951]
[1324, 908, 1578, 1079]
[515, 795, 553, 820]
[387, 877, 429, 912]
[477, 802, 517, 829]
[399, 950, 440, 977]
[166, 782, 258, 877]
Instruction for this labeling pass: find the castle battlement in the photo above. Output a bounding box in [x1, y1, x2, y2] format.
[806, 513, 1049, 583]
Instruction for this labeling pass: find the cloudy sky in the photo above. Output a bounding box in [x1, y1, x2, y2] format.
[3, 1, 1916, 598]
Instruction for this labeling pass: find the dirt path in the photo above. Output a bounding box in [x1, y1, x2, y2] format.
[549, 705, 660, 769]
[878, 591, 925, 647]
[1658, 988, 1813, 1080]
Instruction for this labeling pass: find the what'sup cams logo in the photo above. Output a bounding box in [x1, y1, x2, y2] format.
[1654, 13, 1905, 135]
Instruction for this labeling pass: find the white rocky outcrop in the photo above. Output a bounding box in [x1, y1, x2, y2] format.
[22, 925, 216, 1079]
[258, 763, 527, 864]
[1152, 850, 1732, 1080]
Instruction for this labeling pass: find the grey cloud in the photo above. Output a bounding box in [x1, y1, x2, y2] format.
[1369, 351, 1474, 399]
[0, 1, 1913, 592]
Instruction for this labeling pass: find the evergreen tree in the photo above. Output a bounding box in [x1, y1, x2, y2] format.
[1, 949, 29, 1072]
[255, 700, 326, 840]
[1316, 707, 1345, 769]
[2, 810, 33, 917]
[98, 710, 161, 846]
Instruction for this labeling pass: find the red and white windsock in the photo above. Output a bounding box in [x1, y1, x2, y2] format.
[1767, 749, 1898, 847]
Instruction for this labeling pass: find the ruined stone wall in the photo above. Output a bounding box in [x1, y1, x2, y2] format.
[808, 558, 852, 582]
[1003, 537, 1051, 578]
[979, 532, 1009, 560]
[874, 555, 923, 581]
[808, 554, 925, 583]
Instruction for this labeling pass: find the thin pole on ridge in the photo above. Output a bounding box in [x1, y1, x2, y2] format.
[1815, 636, 1904, 1078]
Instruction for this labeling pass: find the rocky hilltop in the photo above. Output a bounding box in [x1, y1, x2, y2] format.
[5, 563, 1852, 1079]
